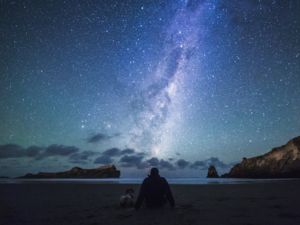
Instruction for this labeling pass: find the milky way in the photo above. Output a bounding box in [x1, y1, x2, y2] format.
[129, 1, 207, 158]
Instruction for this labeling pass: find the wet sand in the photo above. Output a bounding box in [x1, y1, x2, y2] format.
[1, 180, 300, 225]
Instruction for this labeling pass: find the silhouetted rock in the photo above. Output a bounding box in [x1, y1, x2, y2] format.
[207, 165, 219, 178]
[0, 176, 9, 179]
[223, 136, 300, 178]
[19, 165, 120, 178]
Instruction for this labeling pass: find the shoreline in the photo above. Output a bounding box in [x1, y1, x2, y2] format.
[1, 177, 300, 185]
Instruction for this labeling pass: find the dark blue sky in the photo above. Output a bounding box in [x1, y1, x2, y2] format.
[1, 0, 300, 177]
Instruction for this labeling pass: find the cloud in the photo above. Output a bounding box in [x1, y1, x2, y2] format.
[189, 157, 229, 170]
[0, 144, 25, 158]
[176, 159, 189, 169]
[94, 155, 113, 164]
[208, 157, 228, 168]
[0, 143, 231, 174]
[0, 143, 80, 160]
[92, 147, 142, 165]
[115, 154, 176, 171]
[146, 157, 175, 170]
[69, 150, 97, 164]
[159, 159, 175, 170]
[137, 157, 229, 171]
[146, 157, 160, 167]
[190, 160, 205, 169]
[119, 155, 145, 168]
[100, 147, 137, 158]
[26, 146, 44, 157]
[87, 133, 120, 143]
[102, 147, 122, 156]
[121, 148, 135, 155]
[45, 145, 79, 156]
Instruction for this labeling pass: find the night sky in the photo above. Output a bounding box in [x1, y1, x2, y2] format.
[1, 0, 300, 177]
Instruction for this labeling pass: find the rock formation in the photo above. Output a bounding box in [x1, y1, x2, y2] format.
[223, 136, 300, 178]
[207, 165, 219, 178]
[19, 165, 120, 179]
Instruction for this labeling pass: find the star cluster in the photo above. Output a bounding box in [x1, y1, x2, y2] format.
[0, 0, 299, 177]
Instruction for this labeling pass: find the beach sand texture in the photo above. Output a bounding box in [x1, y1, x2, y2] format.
[1, 181, 300, 225]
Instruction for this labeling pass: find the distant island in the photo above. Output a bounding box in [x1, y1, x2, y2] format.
[18, 165, 120, 179]
[223, 136, 300, 178]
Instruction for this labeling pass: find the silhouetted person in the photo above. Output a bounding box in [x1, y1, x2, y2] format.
[135, 167, 175, 210]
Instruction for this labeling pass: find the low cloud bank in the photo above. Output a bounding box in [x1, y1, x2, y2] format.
[1, 143, 232, 172]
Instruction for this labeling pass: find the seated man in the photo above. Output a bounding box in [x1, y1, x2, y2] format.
[135, 167, 175, 209]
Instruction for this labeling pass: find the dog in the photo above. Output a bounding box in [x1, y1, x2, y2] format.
[120, 188, 135, 208]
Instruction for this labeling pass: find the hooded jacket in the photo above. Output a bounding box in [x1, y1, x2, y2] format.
[135, 174, 175, 209]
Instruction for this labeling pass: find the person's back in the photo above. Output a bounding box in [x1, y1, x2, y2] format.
[135, 168, 175, 209]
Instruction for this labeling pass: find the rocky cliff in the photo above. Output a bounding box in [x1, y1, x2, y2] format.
[207, 165, 219, 178]
[223, 136, 300, 178]
[19, 165, 120, 178]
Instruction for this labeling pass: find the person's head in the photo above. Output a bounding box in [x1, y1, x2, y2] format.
[150, 167, 159, 177]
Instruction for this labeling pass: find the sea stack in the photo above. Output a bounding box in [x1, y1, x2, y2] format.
[207, 165, 219, 178]
[223, 136, 300, 178]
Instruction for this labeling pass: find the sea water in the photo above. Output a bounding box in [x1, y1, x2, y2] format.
[0, 177, 297, 184]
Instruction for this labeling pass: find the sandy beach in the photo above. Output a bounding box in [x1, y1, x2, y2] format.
[1, 180, 300, 225]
